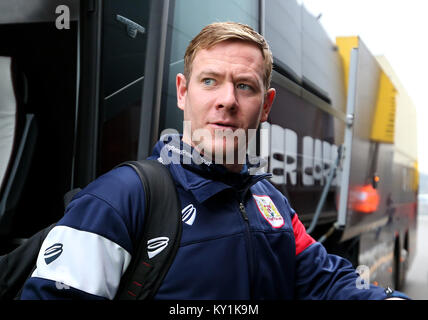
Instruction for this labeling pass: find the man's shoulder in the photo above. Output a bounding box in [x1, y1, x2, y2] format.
[251, 176, 282, 195]
[87, 165, 142, 191]
[62, 165, 146, 250]
[72, 165, 146, 216]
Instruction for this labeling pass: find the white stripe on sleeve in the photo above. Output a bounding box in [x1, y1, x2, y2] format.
[32, 225, 132, 299]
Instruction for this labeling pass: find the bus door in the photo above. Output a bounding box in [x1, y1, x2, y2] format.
[75, 0, 155, 187]
[0, 0, 79, 245]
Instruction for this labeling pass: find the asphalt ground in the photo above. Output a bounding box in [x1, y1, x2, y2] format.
[402, 198, 428, 300]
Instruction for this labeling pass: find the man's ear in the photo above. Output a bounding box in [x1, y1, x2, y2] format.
[176, 73, 187, 111]
[260, 88, 276, 122]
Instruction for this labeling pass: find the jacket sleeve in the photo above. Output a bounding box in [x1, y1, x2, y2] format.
[20, 166, 146, 300]
[291, 213, 407, 300]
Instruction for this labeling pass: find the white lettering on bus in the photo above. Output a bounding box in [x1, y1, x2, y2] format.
[266, 123, 340, 187]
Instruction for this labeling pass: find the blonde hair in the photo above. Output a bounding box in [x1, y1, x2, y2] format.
[184, 22, 273, 91]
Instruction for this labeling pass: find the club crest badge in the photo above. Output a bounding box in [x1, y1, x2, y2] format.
[253, 195, 284, 228]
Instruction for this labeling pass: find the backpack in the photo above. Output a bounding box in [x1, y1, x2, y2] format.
[0, 160, 182, 300]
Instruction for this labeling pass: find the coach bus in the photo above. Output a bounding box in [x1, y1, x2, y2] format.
[0, 0, 418, 291]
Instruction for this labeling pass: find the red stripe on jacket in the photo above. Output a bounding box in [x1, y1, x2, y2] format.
[292, 214, 316, 255]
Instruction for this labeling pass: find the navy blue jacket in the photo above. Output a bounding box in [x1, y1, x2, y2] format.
[20, 138, 405, 299]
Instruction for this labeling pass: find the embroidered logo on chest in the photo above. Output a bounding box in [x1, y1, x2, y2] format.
[253, 195, 285, 228]
[181, 204, 197, 225]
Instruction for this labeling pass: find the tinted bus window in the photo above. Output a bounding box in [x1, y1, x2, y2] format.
[158, 0, 259, 136]
[268, 72, 337, 222]
[0, 20, 78, 239]
[98, 0, 150, 174]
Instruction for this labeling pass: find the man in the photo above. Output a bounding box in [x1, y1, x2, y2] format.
[21, 22, 407, 300]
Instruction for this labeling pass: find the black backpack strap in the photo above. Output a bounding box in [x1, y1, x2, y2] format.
[63, 188, 82, 209]
[1, 187, 80, 299]
[114, 160, 182, 300]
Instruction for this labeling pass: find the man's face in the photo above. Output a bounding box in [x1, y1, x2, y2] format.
[176, 40, 275, 168]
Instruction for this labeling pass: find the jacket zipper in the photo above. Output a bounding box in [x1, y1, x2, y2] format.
[235, 174, 270, 299]
[239, 202, 249, 221]
[238, 199, 255, 299]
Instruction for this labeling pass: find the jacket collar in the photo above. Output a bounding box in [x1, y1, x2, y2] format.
[148, 135, 271, 203]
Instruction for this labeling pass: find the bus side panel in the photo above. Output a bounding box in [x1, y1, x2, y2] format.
[341, 39, 395, 241]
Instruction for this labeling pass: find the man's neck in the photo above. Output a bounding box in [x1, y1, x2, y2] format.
[222, 162, 244, 173]
[182, 135, 246, 173]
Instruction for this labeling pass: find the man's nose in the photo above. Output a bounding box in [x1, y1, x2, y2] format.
[216, 83, 238, 110]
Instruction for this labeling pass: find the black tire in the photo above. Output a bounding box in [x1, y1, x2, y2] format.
[393, 236, 406, 291]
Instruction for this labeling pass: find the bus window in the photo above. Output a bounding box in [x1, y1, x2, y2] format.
[158, 0, 259, 137]
[98, 0, 150, 175]
[0, 16, 78, 240]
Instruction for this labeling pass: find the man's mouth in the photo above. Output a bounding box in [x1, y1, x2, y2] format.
[209, 122, 239, 131]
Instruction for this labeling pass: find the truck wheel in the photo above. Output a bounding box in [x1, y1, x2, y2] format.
[393, 236, 407, 291]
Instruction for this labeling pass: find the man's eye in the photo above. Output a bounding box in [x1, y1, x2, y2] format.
[203, 78, 215, 86]
[237, 83, 252, 91]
